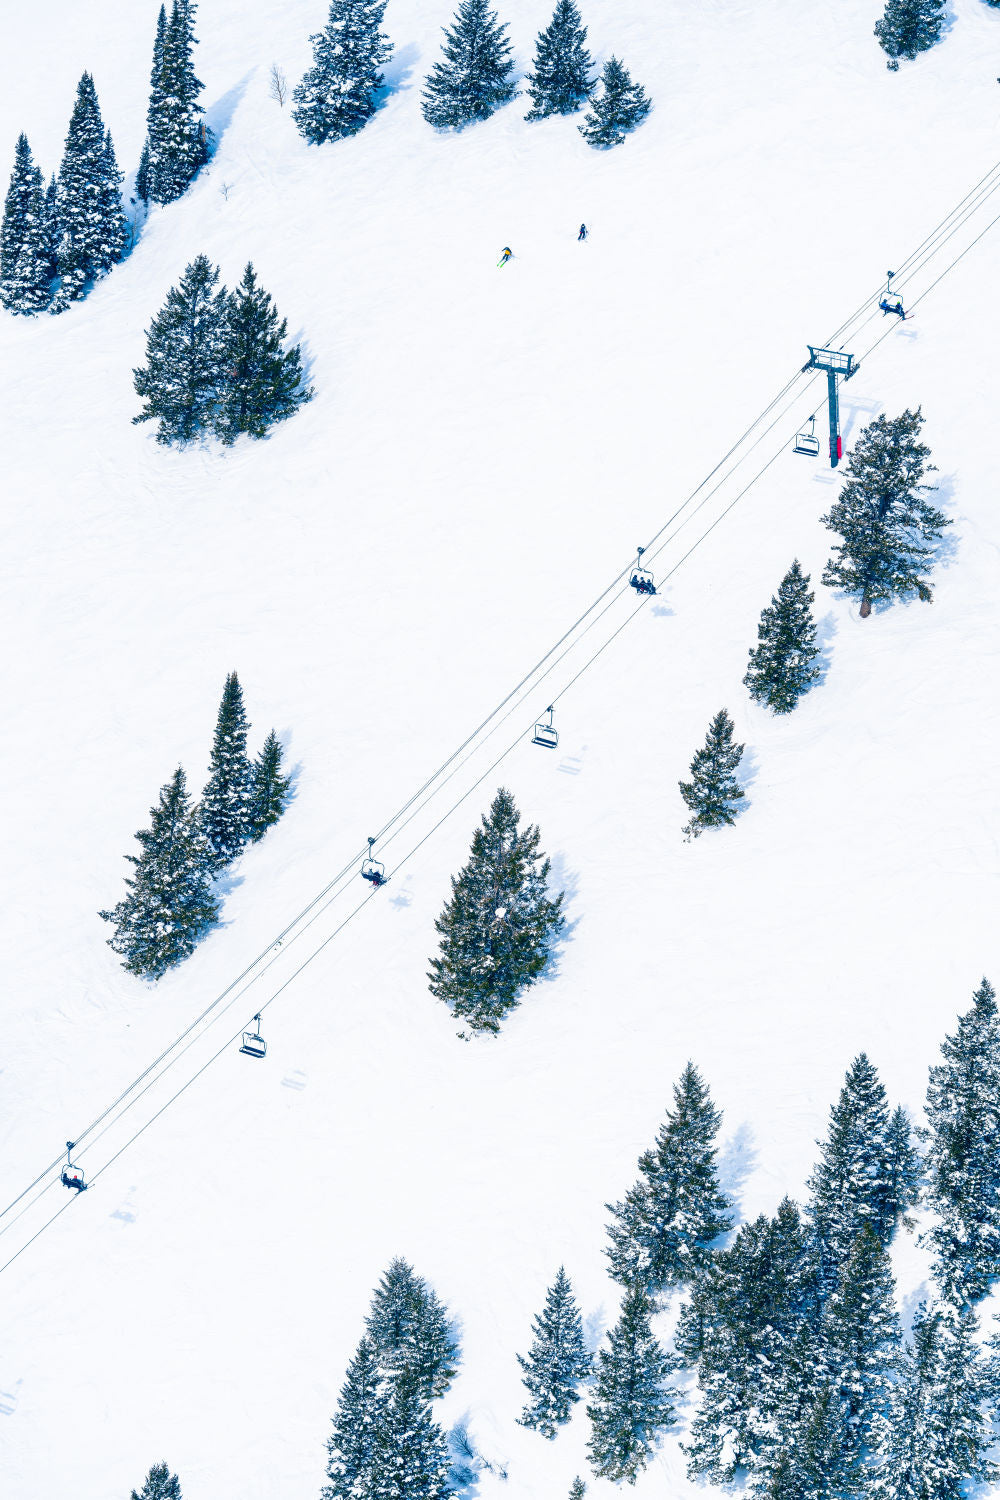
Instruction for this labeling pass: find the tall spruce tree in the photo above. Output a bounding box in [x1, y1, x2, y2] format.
[136, 140, 152, 205]
[821, 408, 947, 617]
[292, 0, 393, 144]
[147, 0, 208, 203]
[678, 708, 745, 840]
[100, 767, 219, 979]
[322, 1337, 386, 1500]
[586, 1288, 675, 1484]
[200, 672, 254, 868]
[249, 730, 291, 841]
[51, 73, 126, 309]
[516, 1266, 592, 1437]
[374, 1368, 453, 1500]
[428, 787, 564, 1035]
[606, 1062, 733, 1292]
[743, 560, 821, 714]
[523, 0, 594, 120]
[421, 0, 517, 130]
[875, 0, 945, 69]
[130, 1462, 182, 1500]
[215, 263, 312, 444]
[1, 134, 45, 311]
[819, 1226, 900, 1471]
[365, 1258, 459, 1399]
[752, 1387, 857, 1500]
[922, 978, 1000, 1302]
[44, 174, 59, 271]
[7, 175, 55, 315]
[133, 254, 229, 444]
[579, 57, 650, 148]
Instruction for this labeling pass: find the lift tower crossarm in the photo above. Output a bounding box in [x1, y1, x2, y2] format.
[802, 346, 859, 468]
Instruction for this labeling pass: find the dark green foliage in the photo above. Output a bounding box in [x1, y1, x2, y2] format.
[922, 978, 1000, 1302]
[421, 0, 517, 129]
[886, 1105, 922, 1227]
[133, 254, 229, 444]
[323, 1337, 386, 1500]
[606, 1062, 733, 1292]
[130, 1463, 182, 1500]
[517, 1266, 592, 1437]
[743, 560, 821, 714]
[586, 1288, 675, 1483]
[678, 708, 745, 839]
[136, 140, 152, 205]
[147, 0, 208, 203]
[249, 730, 291, 841]
[51, 73, 126, 309]
[365, 1258, 459, 1399]
[875, 0, 945, 68]
[579, 57, 650, 148]
[524, 0, 594, 120]
[428, 787, 564, 1035]
[100, 767, 219, 979]
[375, 1368, 453, 1500]
[568, 1480, 587, 1500]
[819, 1227, 900, 1465]
[200, 672, 254, 868]
[821, 408, 948, 615]
[292, 0, 393, 144]
[1, 134, 51, 313]
[216, 263, 313, 444]
[752, 1387, 857, 1500]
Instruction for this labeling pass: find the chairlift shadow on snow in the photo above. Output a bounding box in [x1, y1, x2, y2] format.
[649, 598, 675, 619]
[715, 1121, 758, 1229]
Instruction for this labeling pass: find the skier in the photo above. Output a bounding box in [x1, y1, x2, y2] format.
[879, 296, 906, 321]
[498, 246, 513, 266]
[578, 223, 588, 241]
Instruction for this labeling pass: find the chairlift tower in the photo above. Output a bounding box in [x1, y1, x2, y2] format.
[802, 346, 859, 468]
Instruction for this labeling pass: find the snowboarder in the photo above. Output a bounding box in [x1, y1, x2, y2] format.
[498, 246, 513, 266]
[578, 224, 587, 240]
[879, 296, 907, 321]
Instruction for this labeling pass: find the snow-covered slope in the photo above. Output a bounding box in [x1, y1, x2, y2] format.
[2, 0, 1000, 1494]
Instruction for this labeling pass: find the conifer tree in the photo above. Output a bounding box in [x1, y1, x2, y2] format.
[523, 0, 594, 120]
[130, 1462, 182, 1500]
[365, 1258, 459, 1399]
[133, 254, 229, 444]
[6, 176, 54, 315]
[922, 978, 1000, 1302]
[147, 0, 208, 203]
[292, 0, 393, 144]
[322, 1337, 386, 1500]
[200, 672, 254, 868]
[130, 1463, 182, 1500]
[136, 140, 152, 205]
[100, 767, 219, 979]
[51, 73, 126, 309]
[886, 1106, 922, 1227]
[428, 787, 564, 1035]
[146, 3, 169, 178]
[579, 57, 650, 148]
[568, 1479, 586, 1500]
[586, 1288, 675, 1483]
[820, 1226, 900, 1469]
[606, 1062, 733, 1292]
[214, 263, 313, 444]
[743, 560, 821, 714]
[421, 0, 517, 130]
[1, 134, 45, 311]
[678, 708, 745, 840]
[374, 1368, 453, 1500]
[43, 174, 59, 273]
[249, 730, 291, 841]
[875, 0, 945, 69]
[516, 1266, 592, 1437]
[821, 408, 947, 617]
[752, 1387, 857, 1500]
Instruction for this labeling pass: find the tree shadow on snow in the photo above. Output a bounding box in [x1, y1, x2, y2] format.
[540, 851, 581, 984]
[813, 610, 838, 687]
[736, 744, 760, 805]
[448, 1412, 508, 1495]
[378, 43, 421, 99]
[715, 1121, 758, 1229]
[205, 72, 254, 151]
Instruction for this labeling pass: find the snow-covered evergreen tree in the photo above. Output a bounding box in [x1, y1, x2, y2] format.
[130, 1462, 182, 1500]
[752, 1387, 857, 1500]
[428, 787, 564, 1035]
[568, 1479, 586, 1500]
[147, 0, 208, 203]
[374, 1368, 453, 1500]
[421, 0, 517, 130]
[200, 672, 254, 868]
[922, 977, 1000, 1302]
[291, 0, 393, 144]
[322, 1336, 386, 1500]
[365, 1258, 458, 1399]
[136, 140, 152, 205]
[743, 560, 821, 714]
[821, 409, 948, 617]
[886, 1106, 922, 1228]
[586, 1288, 675, 1483]
[100, 767, 219, 979]
[145, 3, 169, 172]
[50, 73, 126, 309]
[133, 254, 229, 444]
[6, 176, 54, 315]
[606, 1062, 733, 1292]
[249, 730, 291, 842]
[523, 0, 594, 120]
[579, 57, 650, 148]
[875, 0, 945, 69]
[678, 709, 745, 839]
[516, 1266, 592, 1437]
[215, 263, 313, 444]
[819, 1226, 900, 1472]
[1, 134, 45, 311]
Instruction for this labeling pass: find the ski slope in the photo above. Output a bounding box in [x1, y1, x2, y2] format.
[1, 0, 1000, 1494]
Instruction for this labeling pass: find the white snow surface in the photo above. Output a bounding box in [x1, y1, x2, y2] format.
[2, 0, 1000, 1495]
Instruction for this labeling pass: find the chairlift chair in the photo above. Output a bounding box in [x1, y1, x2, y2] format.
[360, 836, 388, 887]
[880, 270, 904, 317]
[793, 414, 820, 457]
[531, 706, 559, 749]
[61, 1141, 87, 1192]
[629, 545, 657, 596]
[240, 1015, 267, 1059]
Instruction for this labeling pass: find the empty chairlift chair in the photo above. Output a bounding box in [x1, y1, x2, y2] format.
[240, 1014, 267, 1059]
[793, 414, 820, 457]
[629, 545, 657, 596]
[532, 706, 559, 749]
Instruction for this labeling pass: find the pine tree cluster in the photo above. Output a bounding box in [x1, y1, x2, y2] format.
[133, 257, 313, 446]
[875, 0, 946, 69]
[100, 673, 292, 978]
[323, 1259, 457, 1500]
